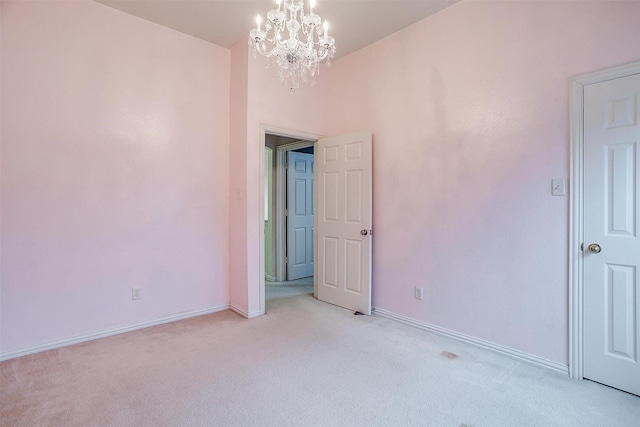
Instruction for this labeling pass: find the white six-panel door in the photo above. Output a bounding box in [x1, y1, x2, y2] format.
[316, 132, 372, 315]
[583, 72, 640, 396]
[287, 151, 314, 280]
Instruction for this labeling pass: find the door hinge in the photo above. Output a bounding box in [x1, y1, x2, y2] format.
[285, 209, 288, 216]
[285, 256, 288, 264]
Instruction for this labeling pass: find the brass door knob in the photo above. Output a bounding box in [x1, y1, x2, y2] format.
[588, 243, 601, 254]
[360, 229, 368, 236]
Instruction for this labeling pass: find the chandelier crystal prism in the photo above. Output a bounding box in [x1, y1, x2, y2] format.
[248, 0, 336, 91]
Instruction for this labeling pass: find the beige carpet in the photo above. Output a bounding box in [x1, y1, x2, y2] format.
[1, 284, 638, 426]
[265, 277, 314, 300]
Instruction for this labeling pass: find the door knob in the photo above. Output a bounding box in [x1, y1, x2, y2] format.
[588, 243, 601, 254]
[360, 229, 368, 236]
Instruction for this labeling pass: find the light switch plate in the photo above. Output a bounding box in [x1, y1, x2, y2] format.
[552, 178, 566, 196]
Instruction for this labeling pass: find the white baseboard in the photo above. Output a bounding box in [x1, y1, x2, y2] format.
[373, 307, 569, 375]
[230, 303, 263, 319]
[0, 305, 229, 362]
[247, 310, 263, 318]
[265, 275, 276, 282]
[230, 303, 248, 317]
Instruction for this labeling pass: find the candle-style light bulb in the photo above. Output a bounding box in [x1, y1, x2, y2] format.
[323, 20, 329, 37]
[256, 14, 262, 30]
[310, 0, 316, 14]
[276, 0, 281, 10]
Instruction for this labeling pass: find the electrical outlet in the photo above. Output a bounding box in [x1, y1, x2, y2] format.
[132, 287, 142, 300]
[415, 286, 423, 300]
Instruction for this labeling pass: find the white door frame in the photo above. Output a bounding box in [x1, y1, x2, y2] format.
[569, 60, 640, 380]
[275, 140, 315, 282]
[260, 125, 323, 314]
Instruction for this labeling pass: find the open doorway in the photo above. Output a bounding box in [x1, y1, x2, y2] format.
[258, 127, 373, 316]
[264, 133, 316, 307]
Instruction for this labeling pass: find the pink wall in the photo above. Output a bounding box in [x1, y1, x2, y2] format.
[0, 1, 230, 353]
[324, 0, 640, 364]
[229, 39, 249, 314]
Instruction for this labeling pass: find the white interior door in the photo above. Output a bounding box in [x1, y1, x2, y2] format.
[583, 72, 640, 396]
[286, 151, 314, 280]
[316, 131, 372, 314]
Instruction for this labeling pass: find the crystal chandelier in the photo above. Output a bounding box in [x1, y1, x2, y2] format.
[248, 0, 336, 92]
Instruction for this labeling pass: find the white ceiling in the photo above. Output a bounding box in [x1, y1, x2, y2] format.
[95, 0, 458, 59]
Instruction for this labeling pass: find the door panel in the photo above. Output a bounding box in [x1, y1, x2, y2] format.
[317, 132, 372, 314]
[583, 73, 640, 396]
[287, 152, 314, 280]
[607, 142, 635, 235]
[605, 264, 635, 360]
